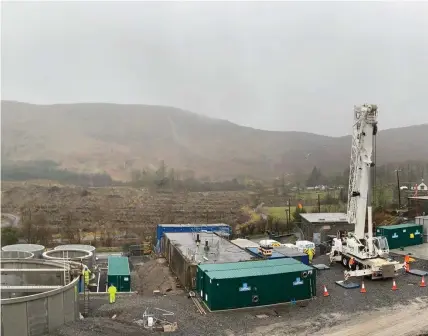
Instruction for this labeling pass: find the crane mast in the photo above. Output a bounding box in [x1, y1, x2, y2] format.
[329, 104, 403, 279]
[347, 104, 378, 239]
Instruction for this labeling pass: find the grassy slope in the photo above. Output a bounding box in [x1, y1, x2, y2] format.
[2, 101, 428, 180]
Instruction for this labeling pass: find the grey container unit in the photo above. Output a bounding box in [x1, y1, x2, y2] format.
[1, 244, 45, 258]
[415, 216, 428, 243]
[272, 246, 310, 265]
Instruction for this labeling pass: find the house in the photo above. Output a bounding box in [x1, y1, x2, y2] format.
[410, 180, 427, 191]
[418, 182, 427, 191]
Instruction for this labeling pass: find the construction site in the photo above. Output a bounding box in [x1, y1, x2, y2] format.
[2, 104, 428, 336]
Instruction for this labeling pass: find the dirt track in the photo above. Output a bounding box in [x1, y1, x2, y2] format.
[315, 299, 428, 336]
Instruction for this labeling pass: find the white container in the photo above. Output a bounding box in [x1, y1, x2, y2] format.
[295, 240, 315, 252]
[259, 239, 281, 247]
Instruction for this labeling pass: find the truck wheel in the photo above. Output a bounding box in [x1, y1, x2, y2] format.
[341, 256, 349, 267]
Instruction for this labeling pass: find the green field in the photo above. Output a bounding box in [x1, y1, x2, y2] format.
[241, 206, 262, 223]
[264, 206, 314, 220]
[289, 190, 340, 200]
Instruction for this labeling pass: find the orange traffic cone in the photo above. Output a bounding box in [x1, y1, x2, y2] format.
[323, 285, 329, 297]
[392, 279, 398, 291]
[360, 281, 367, 293]
[420, 276, 426, 288]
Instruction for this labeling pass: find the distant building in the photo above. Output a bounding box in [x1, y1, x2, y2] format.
[300, 213, 354, 245]
[410, 180, 427, 191]
[418, 182, 427, 191]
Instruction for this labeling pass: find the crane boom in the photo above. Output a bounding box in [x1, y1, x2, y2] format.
[347, 104, 378, 238]
[329, 104, 403, 279]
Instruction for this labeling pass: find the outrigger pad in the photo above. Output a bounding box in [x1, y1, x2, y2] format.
[408, 269, 428, 276]
[335, 280, 360, 289]
[313, 264, 330, 270]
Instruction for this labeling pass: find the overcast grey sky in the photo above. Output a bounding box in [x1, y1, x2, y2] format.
[2, 1, 428, 136]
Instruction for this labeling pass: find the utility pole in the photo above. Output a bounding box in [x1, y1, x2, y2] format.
[395, 169, 402, 209]
[317, 194, 321, 213]
[288, 198, 291, 224]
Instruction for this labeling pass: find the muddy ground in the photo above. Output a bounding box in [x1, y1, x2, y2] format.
[50, 254, 428, 336]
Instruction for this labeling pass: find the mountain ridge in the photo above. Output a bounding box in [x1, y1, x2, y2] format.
[2, 100, 427, 180]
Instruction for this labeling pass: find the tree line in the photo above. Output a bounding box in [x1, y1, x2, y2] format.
[129, 160, 246, 192]
[2, 160, 113, 187]
[304, 160, 428, 188]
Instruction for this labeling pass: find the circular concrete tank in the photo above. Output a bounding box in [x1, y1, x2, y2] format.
[54, 244, 96, 267]
[43, 249, 93, 270]
[2, 244, 45, 258]
[0, 251, 34, 259]
[1, 259, 79, 336]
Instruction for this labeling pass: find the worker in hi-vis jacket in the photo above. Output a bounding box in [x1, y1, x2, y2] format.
[107, 283, 117, 304]
[83, 268, 91, 286]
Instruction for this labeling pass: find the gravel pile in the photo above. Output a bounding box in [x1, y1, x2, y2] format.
[135, 258, 182, 295]
[49, 254, 428, 336]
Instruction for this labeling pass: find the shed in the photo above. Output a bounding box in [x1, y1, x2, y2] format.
[107, 256, 131, 292]
[415, 216, 428, 243]
[408, 196, 428, 218]
[376, 223, 423, 250]
[197, 259, 315, 311]
[299, 213, 353, 245]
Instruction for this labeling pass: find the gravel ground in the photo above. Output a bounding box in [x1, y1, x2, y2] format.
[49, 254, 428, 336]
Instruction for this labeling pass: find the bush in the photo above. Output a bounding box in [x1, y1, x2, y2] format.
[1, 227, 19, 246]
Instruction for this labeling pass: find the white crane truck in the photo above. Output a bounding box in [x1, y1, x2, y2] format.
[329, 104, 404, 280]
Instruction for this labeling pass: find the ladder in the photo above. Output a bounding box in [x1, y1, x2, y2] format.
[63, 251, 71, 286]
[83, 283, 90, 316]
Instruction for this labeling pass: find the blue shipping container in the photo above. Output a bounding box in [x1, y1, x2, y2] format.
[156, 224, 231, 242]
[245, 247, 288, 259]
[273, 246, 310, 265]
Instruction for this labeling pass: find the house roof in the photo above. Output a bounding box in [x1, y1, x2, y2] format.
[300, 213, 348, 223]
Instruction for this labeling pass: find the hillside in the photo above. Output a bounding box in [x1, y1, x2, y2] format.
[2, 101, 428, 180]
